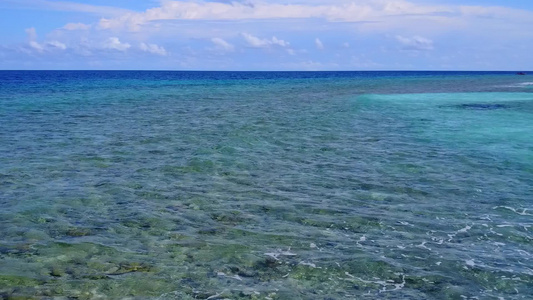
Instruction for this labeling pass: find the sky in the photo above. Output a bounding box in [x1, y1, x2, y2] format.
[0, 0, 532, 71]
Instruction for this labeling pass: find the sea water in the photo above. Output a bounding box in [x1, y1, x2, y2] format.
[0, 71, 531, 299]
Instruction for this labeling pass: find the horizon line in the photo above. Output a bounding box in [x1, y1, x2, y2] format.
[0, 69, 530, 72]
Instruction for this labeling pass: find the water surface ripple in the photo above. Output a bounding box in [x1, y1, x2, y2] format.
[0, 71, 532, 299]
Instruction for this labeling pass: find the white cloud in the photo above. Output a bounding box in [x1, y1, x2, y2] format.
[242, 33, 289, 48]
[95, 0, 442, 31]
[9, 0, 131, 16]
[103, 37, 131, 51]
[315, 38, 324, 50]
[89, 0, 533, 39]
[25, 28, 44, 52]
[242, 33, 265, 47]
[22, 28, 67, 53]
[100, 1, 451, 29]
[140, 42, 167, 56]
[47, 41, 67, 50]
[271, 37, 289, 47]
[211, 37, 235, 52]
[7, 0, 533, 71]
[29, 41, 44, 52]
[63, 23, 91, 30]
[25, 27, 38, 41]
[395, 35, 434, 51]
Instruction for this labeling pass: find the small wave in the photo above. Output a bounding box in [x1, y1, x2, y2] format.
[346, 274, 406, 293]
[493, 206, 532, 216]
[465, 259, 476, 267]
[499, 82, 533, 88]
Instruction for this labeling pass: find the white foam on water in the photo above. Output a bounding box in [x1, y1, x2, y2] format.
[493, 206, 532, 216]
[480, 214, 493, 221]
[356, 235, 367, 247]
[458, 225, 472, 233]
[345, 272, 355, 278]
[431, 237, 445, 244]
[206, 290, 228, 300]
[397, 221, 413, 227]
[448, 224, 474, 241]
[381, 276, 406, 293]
[489, 227, 504, 236]
[264, 252, 279, 260]
[496, 82, 533, 88]
[346, 274, 406, 293]
[264, 248, 297, 260]
[230, 275, 243, 281]
[216, 272, 243, 282]
[299, 261, 320, 268]
[496, 224, 513, 228]
[465, 259, 475, 267]
[416, 241, 432, 251]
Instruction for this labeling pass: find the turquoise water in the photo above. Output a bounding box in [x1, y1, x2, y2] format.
[0, 71, 532, 299]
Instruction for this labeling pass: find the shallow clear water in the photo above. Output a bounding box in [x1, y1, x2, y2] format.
[0, 71, 532, 299]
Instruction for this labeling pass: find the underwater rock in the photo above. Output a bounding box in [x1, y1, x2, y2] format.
[0, 275, 41, 288]
[197, 226, 225, 235]
[210, 211, 247, 225]
[0, 244, 36, 257]
[50, 267, 65, 277]
[65, 227, 93, 237]
[0, 291, 40, 300]
[84, 274, 111, 280]
[23, 229, 50, 241]
[107, 262, 154, 275]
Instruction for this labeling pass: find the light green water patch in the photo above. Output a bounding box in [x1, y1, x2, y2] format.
[356, 92, 533, 165]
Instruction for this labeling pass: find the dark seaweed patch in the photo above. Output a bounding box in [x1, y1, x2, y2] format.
[457, 103, 509, 110]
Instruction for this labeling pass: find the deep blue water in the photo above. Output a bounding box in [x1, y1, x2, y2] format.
[0, 71, 532, 299]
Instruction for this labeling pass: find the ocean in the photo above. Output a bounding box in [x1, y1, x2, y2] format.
[0, 71, 531, 299]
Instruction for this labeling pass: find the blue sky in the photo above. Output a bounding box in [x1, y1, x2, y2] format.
[1, 0, 532, 70]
